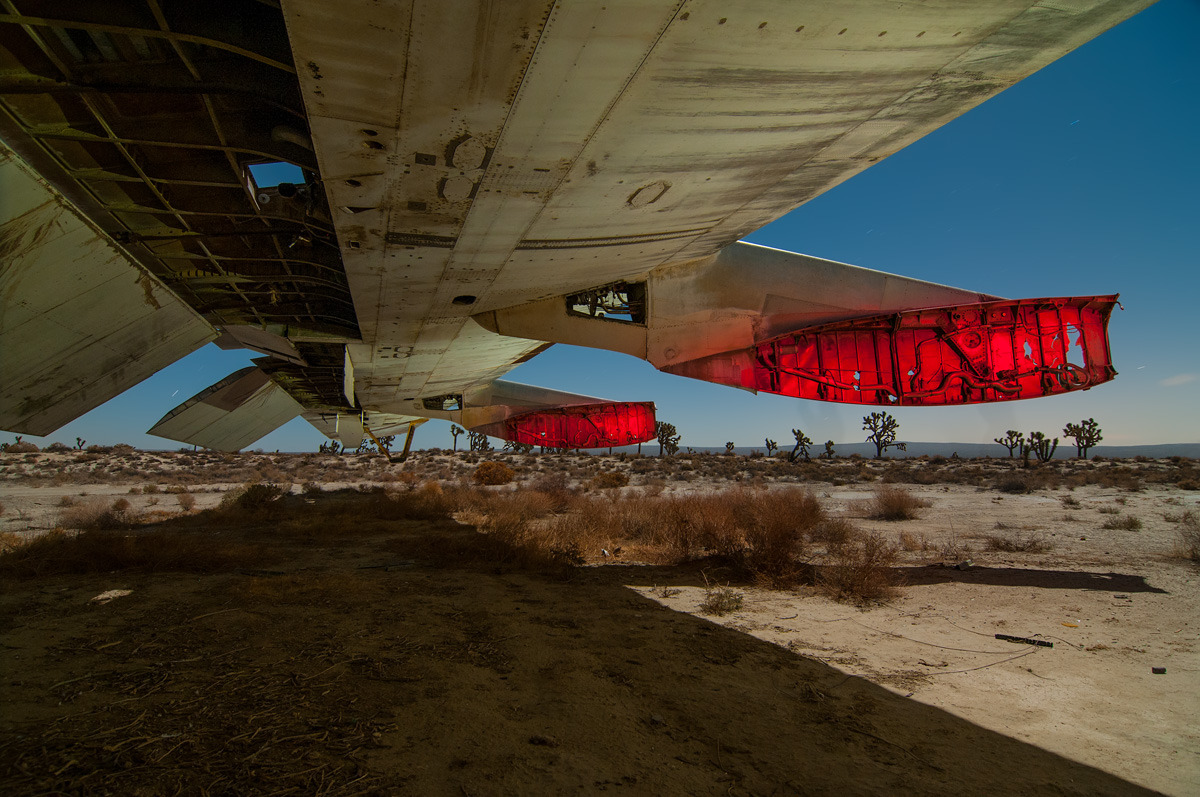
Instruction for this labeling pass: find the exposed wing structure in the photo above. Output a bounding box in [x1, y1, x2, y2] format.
[0, 2, 1141, 449]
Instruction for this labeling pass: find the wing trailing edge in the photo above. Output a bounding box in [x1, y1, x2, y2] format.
[148, 368, 302, 452]
[0, 143, 215, 436]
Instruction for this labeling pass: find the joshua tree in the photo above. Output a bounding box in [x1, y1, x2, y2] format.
[764, 438, 778, 457]
[1063, 418, 1102, 459]
[1020, 431, 1058, 466]
[788, 428, 813, 462]
[994, 430, 1024, 458]
[503, 440, 534, 454]
[863, 411, 906, 459]
[725, 441, 735, 455]
[468, 430, 493, 452]
[74, 437, 86, 450]
[449, 424, 465, 452]
[318, 440, 342, 455]
[823, 440, 836, 459]
[656, 421, 681, 457]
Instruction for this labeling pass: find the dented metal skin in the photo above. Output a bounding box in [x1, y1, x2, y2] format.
[0, 2, 1142, 450]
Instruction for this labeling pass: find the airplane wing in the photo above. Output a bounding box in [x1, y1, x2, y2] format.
[0, 1, 1138, 450]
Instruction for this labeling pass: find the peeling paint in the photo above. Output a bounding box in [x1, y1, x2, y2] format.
[138, 273, 162, 310]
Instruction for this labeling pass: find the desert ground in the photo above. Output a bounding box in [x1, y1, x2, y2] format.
[1, 447, 1197, 795]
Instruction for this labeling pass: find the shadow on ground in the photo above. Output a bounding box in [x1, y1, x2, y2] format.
[0, 494, 1161, 795]
[897, 564, 1168, 593]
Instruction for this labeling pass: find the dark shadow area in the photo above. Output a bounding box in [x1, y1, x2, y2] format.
[897, 564, 1168, 593]
[0, 493, 1164, 795]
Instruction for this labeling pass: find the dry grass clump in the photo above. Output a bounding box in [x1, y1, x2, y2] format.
[530, 472, 576, 511]
[897, 530, 929, 551]
[58, 497, 137, 530]
[738, 489, 823, 586]
[867, 486, 930, 521]
[699, 583, 744, 616]
[810, 517, 855, 548]
[817, 531, 899, 606]
[473, 461, 514, 485]
[590, 471, 630, 489]
[1100, 515, 1143, 531]
[218, 482, 289, 516]
[994, 476, 1034, 494]
[984, 534, 1053, 553]
[368, 482, 462, 521]
[1173, 511, 1199, 561]
[0, 528, 266, 579]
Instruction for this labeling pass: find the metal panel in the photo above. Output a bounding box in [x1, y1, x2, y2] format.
[0, 142, 215, 435]
[281, 0, 1144, 409]
[478, 240, 996, 367]
[149, 367, 303, 451]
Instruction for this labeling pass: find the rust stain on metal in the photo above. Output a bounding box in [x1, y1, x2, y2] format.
[138, 273, 162, 310]
[0, 200, 60, 262]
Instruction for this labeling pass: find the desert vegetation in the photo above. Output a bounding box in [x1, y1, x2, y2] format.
[2, 444, 1197, 796]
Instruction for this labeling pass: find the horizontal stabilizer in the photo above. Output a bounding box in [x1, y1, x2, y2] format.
[149, 368, 302, 452]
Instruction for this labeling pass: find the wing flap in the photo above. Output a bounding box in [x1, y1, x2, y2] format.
[148, 368, 303, 452]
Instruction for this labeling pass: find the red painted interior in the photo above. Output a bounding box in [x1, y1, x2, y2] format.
[502, 401, 657, 448]
[663, 296, 1118, 406]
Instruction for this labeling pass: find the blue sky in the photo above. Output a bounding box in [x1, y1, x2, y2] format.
[19, 0, 1199, 452]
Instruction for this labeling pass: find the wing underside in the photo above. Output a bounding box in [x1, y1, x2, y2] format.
[0, 2, 1141, 449]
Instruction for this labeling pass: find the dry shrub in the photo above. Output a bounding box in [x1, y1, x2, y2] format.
[176, 492, 197, 512]
[898, 530, 927, 551]
[984, 534, 1053, 553]
[818, 531, 899, 606]
[868, 486, 930, 521]
[219, 482, 288, 515]
[699, 584, 744, 616]
[1101, 515, 1143, 531]
[590, 471, 630, 490]
[0, 528, 266, 578]
[6, 441, 38, 453]
[994, 476, 1033, 494]
[59, 498, 137, 530]
[473, 461, 514, 485]
[369, 482, 459, 521]
[810, 517, 855, 548]
[530, 472, 575, 511]
[739, 488, 822, 586]
[1174, 511, 1199, 561]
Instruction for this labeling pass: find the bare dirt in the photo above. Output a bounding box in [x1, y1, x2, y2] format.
[1, 449, 1197, 795]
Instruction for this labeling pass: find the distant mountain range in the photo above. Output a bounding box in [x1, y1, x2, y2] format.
[608, 442, 1200, 459]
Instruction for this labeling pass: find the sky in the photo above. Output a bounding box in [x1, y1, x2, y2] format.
[16, 0, 1200, 453]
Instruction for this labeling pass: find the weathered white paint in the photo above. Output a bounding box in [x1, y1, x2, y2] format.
[0, 142, 215, 436]
[282, 0, 1148, 416]
[149, 368, 303, 452]
[478, 241, 998, 366]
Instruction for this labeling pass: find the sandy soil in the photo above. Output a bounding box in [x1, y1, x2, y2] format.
[1, 451, 1197, 795]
